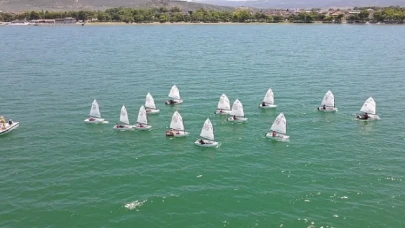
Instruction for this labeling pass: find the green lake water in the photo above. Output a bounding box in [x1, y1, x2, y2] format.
[1, 24, 405, 227]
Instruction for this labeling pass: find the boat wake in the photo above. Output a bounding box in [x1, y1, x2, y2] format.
[124, 200, 147, 210]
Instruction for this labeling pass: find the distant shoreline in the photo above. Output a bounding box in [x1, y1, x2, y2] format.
[1, 21, 403, 26]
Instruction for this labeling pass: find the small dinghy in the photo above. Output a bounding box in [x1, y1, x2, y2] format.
[113, 105, 134, 131]
[134, 105, 152, 130]
[259, 88, 277, 108]
[266, 113, 289, 141]
[356, 97, 380, 121]
[215, 94, 231, 114]
[317, 90, 338, 112]
[0, 116, 19, 136]
[165, 85, 183, 105]
[145, 93, 160, 114]
[195, 118, 219, 147]
[165, 111, 189, 137]
[84, 99, 108, 124]
[227, 99, 248, 122]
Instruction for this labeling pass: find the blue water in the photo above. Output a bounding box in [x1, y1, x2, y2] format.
[0, 24, 405, 227]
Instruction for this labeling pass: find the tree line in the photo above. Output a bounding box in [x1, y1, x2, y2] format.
[1, 6, 404, 24]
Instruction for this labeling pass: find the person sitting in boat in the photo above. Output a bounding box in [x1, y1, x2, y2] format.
[262, 102, 266, 107]
[139, 123, 143, 128]
[323, 105, 326, 110]
[233, 115, 237, 120]
[219, 109, 223, 113]
[168, 100, 175, 104]
[89, 117, 95, 121]
[199, 139, 205, 144]
[8, 119, 12, 125]
[272, 131, 276, 137]
[363, 112, 369, 120]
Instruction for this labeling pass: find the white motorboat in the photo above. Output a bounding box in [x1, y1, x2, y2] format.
[0, 117, 19, 136]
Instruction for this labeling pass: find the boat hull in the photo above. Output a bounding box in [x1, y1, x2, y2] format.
[84, 117, 108, 124]
[318, 107, 338, 112]
[134, 124, 152, 130]
[259, 104, 277, 109]
[166, 130, 189, 137]
[146, 108, 160, 114]
[113, 124, 134, 131]
[215, 109, 231, 114]
[265, 132, 289, 141]
[194, 139, 219, 147]
[227, 117, 248, 122]
[356, 114, 380, 121]
[0, 122, 19, 135]
[165, 99, 183, 105]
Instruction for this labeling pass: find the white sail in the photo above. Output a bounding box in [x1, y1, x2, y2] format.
[89, 99, 101, 118]
[230, 99, 244, 117]
[360, 97, 376, 114]
[137, 105, 148, 124]
[217, 94, 231, 110]
[120, 105, 130, 124]
[145, 93, 156, 109]
[263, 89, 274, 104]
[168, 85, 180, 100]
[321, 90, 335, 107]
[270, 113, 287, 135]
[200, 118, 214, 141]
[170, 111, 185, 131]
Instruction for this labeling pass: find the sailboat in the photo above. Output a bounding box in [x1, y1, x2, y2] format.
[266, 113, 289, 141]
[165, 85, 183, 105]
[0, 116, 19, 136]
[259, 88, 277, 108]
[195, 118, 219, 147]
[113, 105, 134, 131]
[145, 93, 160, 114]
[84, 99, 108, 124]
[317, 90, 337, 112]
[215, 94, 231, 114]
[165, 111, 189, 137]
[134, 105, 152, 130]
[357, 97, 380, 120]
[227, 99, 248, 122]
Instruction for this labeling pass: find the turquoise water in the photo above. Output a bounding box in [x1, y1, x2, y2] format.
[1, 24, 405, 227]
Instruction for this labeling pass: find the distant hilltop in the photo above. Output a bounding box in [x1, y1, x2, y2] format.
[0, 0, 233, 11]
[1, 0, 405, 11]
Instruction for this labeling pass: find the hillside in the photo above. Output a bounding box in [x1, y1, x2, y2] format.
[0, 0, 233, 11]
[201, 0, 405, 9]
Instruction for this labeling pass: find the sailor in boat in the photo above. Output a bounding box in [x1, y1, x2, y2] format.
[323, 105, 326, 110]
[199, 139, 206, 144]
[167, 100, 175, 105]
[272, 131, 276, 137]
[233, 115, 238, 120]
[89, 117, 95, 121]
[261, 102, 266, 107]
[8, 119, 13, 125]
[218, 109, 223, 113]
[358, 112, 369, 120]
[165, 129, 174, 136]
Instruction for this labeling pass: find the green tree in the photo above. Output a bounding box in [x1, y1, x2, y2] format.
[159, 14, 168, 23]
[29, 11, 41, 20]
[359, 10, 370, 22]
